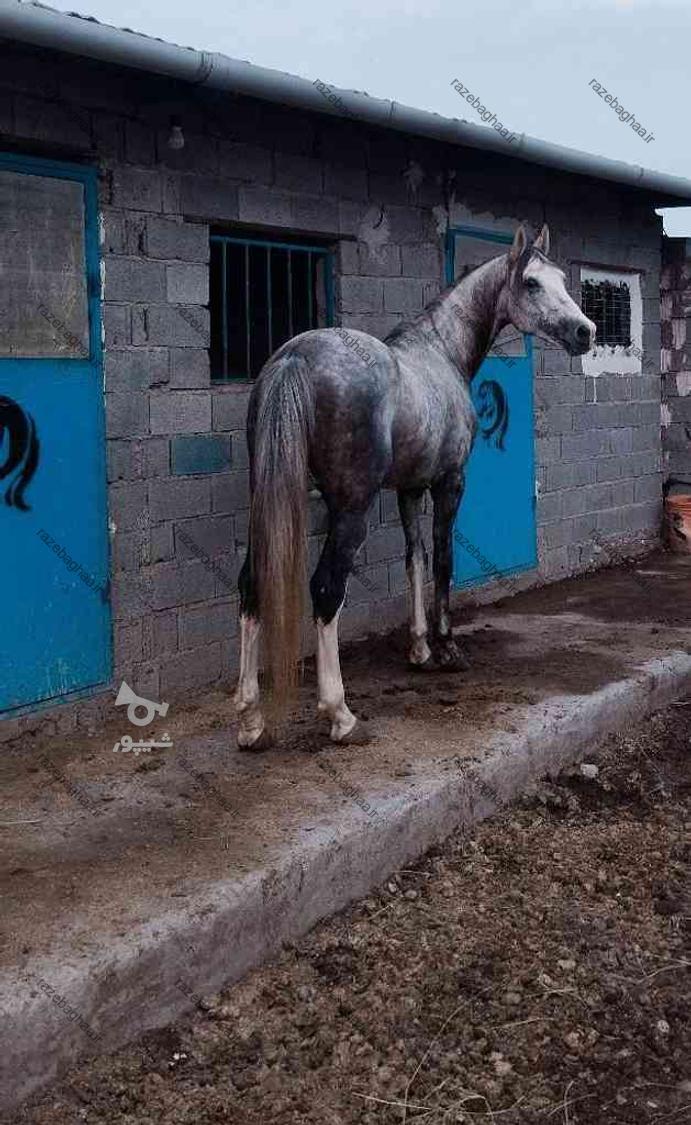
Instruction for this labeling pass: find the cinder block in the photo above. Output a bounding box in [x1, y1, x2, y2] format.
[106, 392, 149, 439]
[111, 167, 163, 211]
[150, 391, 211, 435]
[124, 119, 156, 165]
[151, 559, 217, 611]
[114, 620, 145, 667]
[151, 609, 178, 656]
[533, 376, 585, 406]
[238, 185, 293, 226]
[171, 434, 231, 475]
[179, 600, 237, 649]
[385, 205, 427, 244]
[536, 492, 561, 523]
[339, 276, 384, 314]
[175, 515, 234, 559]
[634, 475, 662, 503]
[167, 263, 209, 305]
[324, 163, 368, 201]
[230, 431, 249, 470]
[14, 95, 90, 149]
[100, 209, 126, 255]
[169, 348, 210, 389]
[212, 390, 251, 431]
[400, 244, 442, 278]
[159, 642, 222, 695]
[357, 242, 402, 278]
[105, 347, 168, 391]
[134, 305, 209, 348]
[535, 436, 561, 466]
[111, 530, 141, 573]
[275, 152, 323, 194]
[145, 217, 209, 262]
[347, 562, 389, 604]
[180, 176, 239, 221]
[541, 519, 574, 550]
[151, 523, 175, 564]
[540, 405, 574, 436]
[218, 141, 272, 184]
[103, 306, 131, 347]
[211, 471, 251, 513]
[560, 489, 588, 518]
[107, 437, 169, 481]
[383, 278, 424, 314]
[595, 457, 623, 483]
[340, 313, 400, 339]
[292, 195, 340, 234]
[388, 558, 408, 596]
[542, 460, 596, 492]
[608, 428, 634, 456]
[150, 477, 211, 522]
[609, 479, 635, 506]
[365, 523, 406, 564]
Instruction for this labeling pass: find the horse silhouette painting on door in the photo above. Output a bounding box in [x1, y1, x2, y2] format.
[0, 395, 40, 511]
[234, 224, 596, 749]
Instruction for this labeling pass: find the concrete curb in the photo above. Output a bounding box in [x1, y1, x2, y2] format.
[3, 649, 691, 1114]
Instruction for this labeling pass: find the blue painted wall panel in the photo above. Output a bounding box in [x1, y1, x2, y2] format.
[0, 154, 111, 714]
[446, 227, 537, 588]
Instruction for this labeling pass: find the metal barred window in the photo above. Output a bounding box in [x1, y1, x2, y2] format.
[210, 234, 335, 381]
[581, 278, 632, 347]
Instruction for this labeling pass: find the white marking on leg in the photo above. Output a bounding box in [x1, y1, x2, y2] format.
[316, 605, 357, 742]
[233, 615, 266, 746]
[408, 552, 431, 664]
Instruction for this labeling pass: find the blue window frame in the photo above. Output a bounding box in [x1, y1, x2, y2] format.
[209, 234, 334, 382]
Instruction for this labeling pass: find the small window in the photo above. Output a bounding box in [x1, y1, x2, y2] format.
[210, 234, 334, 381]
[581, 278, 631, 348]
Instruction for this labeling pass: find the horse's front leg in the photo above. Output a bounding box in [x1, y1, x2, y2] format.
[430, 468, 469, 671]
[311, 509, 371, 744]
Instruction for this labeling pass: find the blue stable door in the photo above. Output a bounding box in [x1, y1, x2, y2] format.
[446, 227, 537, 588]
[0, 154, 111, 714]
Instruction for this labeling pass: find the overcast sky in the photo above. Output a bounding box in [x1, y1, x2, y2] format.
[55, 0, 691, 235]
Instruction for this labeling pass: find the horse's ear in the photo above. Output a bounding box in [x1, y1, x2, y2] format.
[533, 223, 550, 256]
[508, 224, 528, 266]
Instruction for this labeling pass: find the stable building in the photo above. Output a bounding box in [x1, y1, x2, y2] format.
[1, 1, 691, 735]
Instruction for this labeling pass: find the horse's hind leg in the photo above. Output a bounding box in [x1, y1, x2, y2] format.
[234, 549, 270, 750]
[311, 508, 371, 744]
[430, 468, 469, 670]
[398, 488, 432, 668]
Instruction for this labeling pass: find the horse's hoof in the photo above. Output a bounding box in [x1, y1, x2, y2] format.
[237, 728, 273, 752]
[408, 655, 437, 673]
[332, 720, 372, 746]
[432, 642, 470, 672]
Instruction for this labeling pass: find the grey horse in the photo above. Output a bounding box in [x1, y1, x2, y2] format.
[234, 224, 596, 748]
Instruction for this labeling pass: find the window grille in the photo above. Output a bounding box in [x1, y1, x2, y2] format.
[581, 278, 631, 347]
[210, 234, 334, 381]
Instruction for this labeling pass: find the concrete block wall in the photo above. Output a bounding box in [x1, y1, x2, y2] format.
[0, 40, 664, 732]
[661, 237, 691, 484]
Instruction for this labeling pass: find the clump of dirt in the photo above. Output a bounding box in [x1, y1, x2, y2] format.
[11, 703, 690, 1125]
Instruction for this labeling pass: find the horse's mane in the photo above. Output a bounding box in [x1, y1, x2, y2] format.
[384, 253, 505, 346]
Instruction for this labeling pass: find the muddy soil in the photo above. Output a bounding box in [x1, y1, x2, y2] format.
[10, 699, 690, 1125]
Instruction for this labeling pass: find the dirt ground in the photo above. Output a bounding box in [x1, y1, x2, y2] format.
[10, 698, 690, 1125]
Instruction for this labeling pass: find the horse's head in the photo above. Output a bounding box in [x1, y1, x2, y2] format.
[501, 225, 596, 356]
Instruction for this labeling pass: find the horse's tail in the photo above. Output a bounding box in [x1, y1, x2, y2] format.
[250, 352, 314, 714]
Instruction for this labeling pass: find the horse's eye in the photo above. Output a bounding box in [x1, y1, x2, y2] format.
[525, 278, 540, 291]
